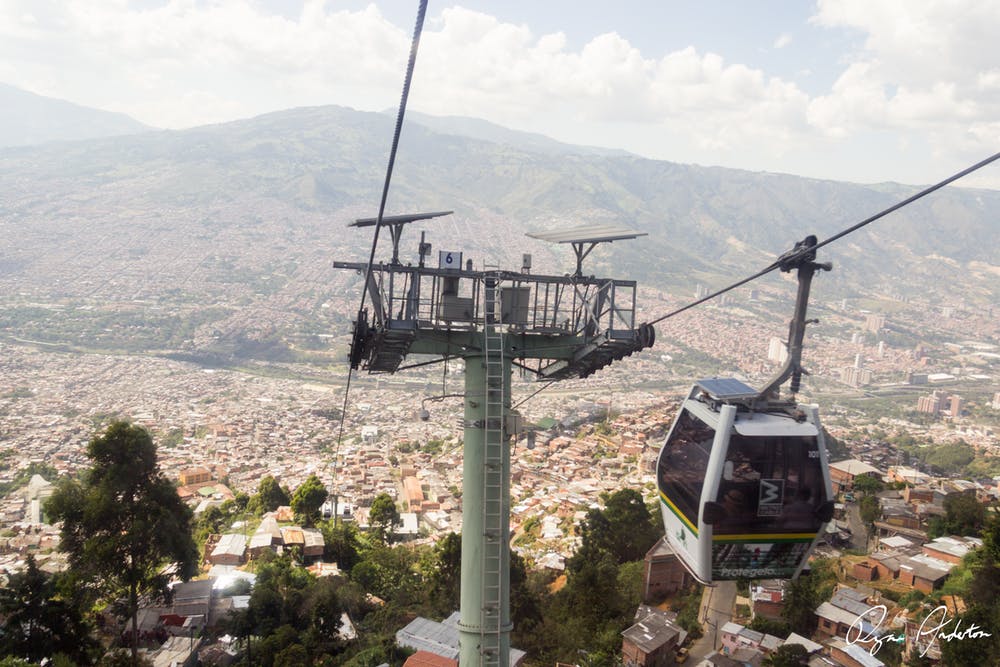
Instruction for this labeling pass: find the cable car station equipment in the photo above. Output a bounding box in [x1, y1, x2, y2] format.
[335, 213, 653, 667]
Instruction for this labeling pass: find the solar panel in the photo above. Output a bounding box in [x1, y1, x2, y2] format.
[350, 210, 453, 227]
[695, 377, 759, 400]
[526, 222, 647, 244]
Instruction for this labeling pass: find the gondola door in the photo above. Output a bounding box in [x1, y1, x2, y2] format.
[657, 391, 736, 584]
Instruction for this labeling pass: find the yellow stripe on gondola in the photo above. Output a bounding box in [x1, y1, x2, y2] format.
[659, 489, 698, 536]
[712, 533, 817, 543]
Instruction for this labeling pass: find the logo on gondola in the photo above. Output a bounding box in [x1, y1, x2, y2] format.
[758, 479, 784, 517]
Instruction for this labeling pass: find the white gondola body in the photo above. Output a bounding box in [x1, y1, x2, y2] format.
[657, 385, 834, 584]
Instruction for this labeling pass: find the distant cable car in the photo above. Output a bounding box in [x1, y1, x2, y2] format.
[656, 236, 835, 583]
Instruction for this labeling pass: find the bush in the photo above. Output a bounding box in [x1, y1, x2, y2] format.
[748, 616, 790, 637]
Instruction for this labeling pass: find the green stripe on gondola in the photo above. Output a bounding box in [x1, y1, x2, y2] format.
[659, 489, 698, 537]
[712, 533, 817, 543]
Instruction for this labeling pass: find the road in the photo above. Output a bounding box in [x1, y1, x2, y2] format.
[689, 580, 737, 659]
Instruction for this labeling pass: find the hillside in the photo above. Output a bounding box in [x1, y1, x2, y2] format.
[0, 83, 152, 148]
[0, 103, 997, 361]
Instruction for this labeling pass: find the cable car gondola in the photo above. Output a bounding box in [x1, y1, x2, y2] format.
[656, 237, 836, 583]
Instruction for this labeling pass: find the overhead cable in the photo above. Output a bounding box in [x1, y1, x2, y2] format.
[335, 0, 429, 451]
[646, 150, 1000, 327]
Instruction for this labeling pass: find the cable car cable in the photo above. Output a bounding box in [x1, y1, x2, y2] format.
[509, 150, 1000, 411]
[809, 149, 1000, 256]
[357, 0, 428, 317]
[334, 0, 429, 456]
[646, 149, 1000, 328]
[512, 381, 557, 410]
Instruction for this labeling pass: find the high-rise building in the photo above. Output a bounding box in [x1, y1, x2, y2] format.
[842, 366, 873, 388]
[865, 314, 886, 333]
[767, 337, 788, 364]
[950, 395, 963, 418]
[993, 392, 1000, 410]
[917, 391, 945, 414]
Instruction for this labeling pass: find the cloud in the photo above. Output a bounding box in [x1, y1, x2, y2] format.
[0, 1, 817, 147]
[0, 0, 412, 126]
[0, 1, 996, 185]
[805, 0, 1000, 179]
[810, 1, 1000, 129]
[411, 8, 814, 155]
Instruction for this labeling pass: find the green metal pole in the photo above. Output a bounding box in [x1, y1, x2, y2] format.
[458, 348, 512, 667]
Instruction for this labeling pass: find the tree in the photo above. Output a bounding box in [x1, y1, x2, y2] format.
[45, 421, 198, 667]
[782, 572, 821, 635]
[0, 658, 37, 667]
[369, 493, 400, 543]
[853, 474, 884, 496]
[765, 643, 808, 666]
[0, 555, 98, 664]
[252, 475, 290, 514]
[291, 474, 328, 527]
[859, 494, 881, 535]
[349, 542, 422, 603]
[247, 556, 314, 636]
[941, 493, 985, 537]
[227, 555, 360, 665]
[426, 532, 462, 614]
[572, 488, 660, 566]
[823, 428, 850, 460]
[319, 519, 361, 571]
[749, 615, 790, 637]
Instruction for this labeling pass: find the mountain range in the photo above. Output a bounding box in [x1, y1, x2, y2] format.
[0, 84, 997, 359]
[0, 83, 152, 148]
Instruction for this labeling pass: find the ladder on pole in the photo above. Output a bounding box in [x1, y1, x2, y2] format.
[480, 275, 505, 666]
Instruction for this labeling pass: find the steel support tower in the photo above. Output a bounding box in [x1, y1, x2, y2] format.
[336, 215, 653, 667]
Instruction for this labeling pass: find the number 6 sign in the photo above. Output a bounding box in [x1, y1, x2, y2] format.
[439, 251, 462, 269]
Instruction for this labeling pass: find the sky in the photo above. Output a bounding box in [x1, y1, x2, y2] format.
[2, 1, 999, 189]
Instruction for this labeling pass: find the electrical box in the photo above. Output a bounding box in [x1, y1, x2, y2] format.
[506, 410, 524, 434]
[499, 287, 531, 325]
[437, 294, 474, 321]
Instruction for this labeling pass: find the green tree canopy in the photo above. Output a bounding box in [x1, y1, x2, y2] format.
[934, 514, 1000, 665]
[923, 442, 975, 474]
[572, 488, 660, 566]
[225, 555, 367, 665]
[368, 493, 400, 543]
[941, 493, 985, 537]
[0, 555, 99, 664]
[859, 494, 881, 534]
[765, 643, 809, 666]
[426, 532, 462, 615]
[320, 519, 361, 571]
[291, 474, 329, 527]
[251, 475, 290, 515]
[853, 474, 884, 496]
[782, 571, 821, 635]
[45, 421, 198, 667]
